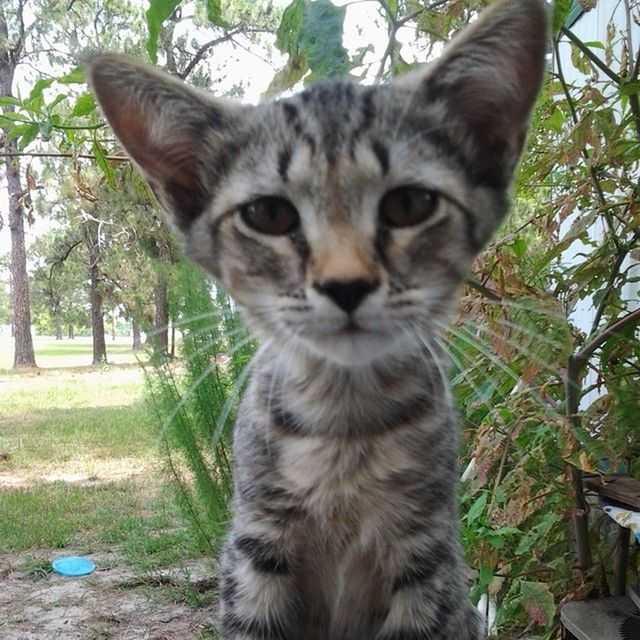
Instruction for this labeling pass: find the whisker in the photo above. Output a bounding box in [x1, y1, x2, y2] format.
[463, 322, 566, 376]
[179, 332, 256, 372]
[407, 321, 452, 405]
[466, 296, 566, 321]
[480, 316, 568, 352]
[209, 352, 258, 453]
[154, 360, 222, 448]
[149, 309, 225, 336]
[437, 335, 502, 418]
[439, 320, 563, 418]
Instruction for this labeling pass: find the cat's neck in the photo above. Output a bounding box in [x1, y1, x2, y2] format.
[252, 340, 451, 439]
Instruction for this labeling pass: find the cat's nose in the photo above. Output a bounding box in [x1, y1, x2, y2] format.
[313, 278, 380, 314]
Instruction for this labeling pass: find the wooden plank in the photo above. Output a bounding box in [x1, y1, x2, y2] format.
[560, 597, 638, 640]
[583, 475, 640, 511]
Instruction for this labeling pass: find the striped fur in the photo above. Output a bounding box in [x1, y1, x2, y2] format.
[88, 1, 547, 637]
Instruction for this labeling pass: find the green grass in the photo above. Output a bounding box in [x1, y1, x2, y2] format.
[0, 480, 143, 551]
[0, 367, 154, 475]
[35, 343, 134, 357]
[0, 335, 150, 370]
[0, 360, 202, 571]
[0, 478, 202, 568]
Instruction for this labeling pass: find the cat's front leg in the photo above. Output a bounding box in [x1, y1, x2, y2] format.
[376, 586, 484, 640]
[217, 530, 298, 640]
[375, 541, 484, 640]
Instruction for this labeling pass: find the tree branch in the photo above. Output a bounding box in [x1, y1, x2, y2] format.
[179, 28, 243, 79]
[0, 151, 129, 162]
[560, 26, 622, 84]
[577, 307, 640, 365]
[589, 229, 640, 336]
[465, 277, 502, 302]
[48, 239, 82, 281]
[553, 38, 621, 251]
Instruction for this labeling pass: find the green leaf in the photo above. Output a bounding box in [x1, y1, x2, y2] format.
[92, 139, 116, 187]
[621, 82, 640, 97]
[206, 0, 228, 27]
[17, 123, 40, 150]
[58, 67, 85, 84]
[48, 94, 68, 112]
[264, 53, 309, 96]
[520, 580, 555, 628]
[571, 43, 592, 74]
[146, 0, 182, 64]
[477, 563, 494, 590]
[299, 0, 349, 81]
[466, 492, 487, 524]
[515, 513, 561, 555]
[28, 78, 55, 103]
[70, 93, 97, 118]
[276, 0, 305, 53]
[0, 96, 21, 108]
[418, 9, 452, 41]
[553, 0, 573, 33]
[509, 237, 528, 258]
[547, 107, 565, 133]
[0, 112, 28, 124]
[583, 40, 605, 49]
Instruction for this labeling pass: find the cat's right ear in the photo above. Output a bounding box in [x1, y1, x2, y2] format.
[86, 54, 246, 231]
[392, 0, 547, 190]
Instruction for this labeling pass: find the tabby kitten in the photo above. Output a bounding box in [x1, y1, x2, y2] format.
[88, 0, 546, 637]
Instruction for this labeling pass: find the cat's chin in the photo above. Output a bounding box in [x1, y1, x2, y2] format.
[300, 329, 410, 367]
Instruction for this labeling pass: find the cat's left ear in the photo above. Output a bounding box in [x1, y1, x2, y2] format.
[86, 54, 247, 231]
[394, 0, 548, 188]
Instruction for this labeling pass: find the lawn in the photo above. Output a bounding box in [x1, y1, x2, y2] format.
[0, 343, 218, 639]
[0, 334, 147, 370]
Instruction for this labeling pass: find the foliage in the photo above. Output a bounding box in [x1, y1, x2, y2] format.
[454, 1, 640, 634]
[0, 277, 11, 325]
[145, 261, 255, 552]
[29, 228, 89, 336]
[2, 0, 640, 637]
[268, 0, 349, 93]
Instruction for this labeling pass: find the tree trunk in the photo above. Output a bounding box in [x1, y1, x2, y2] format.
[68, 324, 75, 340]
[85, 220, 107, 365]
[54, 313, 63, 340]
[153, 274, 169, 359]
[89, 261, 107, 364]
[132, 318, 142, 351]
[111, 308, 116, 341]
[2, 4, 36, 369]
[6, 143, 36, 368]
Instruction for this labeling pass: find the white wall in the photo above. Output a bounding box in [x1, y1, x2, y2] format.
[555, 3, 640, 406]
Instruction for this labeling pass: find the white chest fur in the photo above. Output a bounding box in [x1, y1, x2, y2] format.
[277, 430, 418, 513]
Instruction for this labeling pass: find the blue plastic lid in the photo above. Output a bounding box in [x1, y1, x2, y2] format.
[52, 556, 96, 577]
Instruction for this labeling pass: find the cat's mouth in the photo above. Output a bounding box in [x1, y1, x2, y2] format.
[300, 318, 404, 366]
[339, 319, 365, 336]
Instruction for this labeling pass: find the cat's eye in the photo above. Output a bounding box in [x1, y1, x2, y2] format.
[379, 187, 440, 229]
[239, 197, 300, 236]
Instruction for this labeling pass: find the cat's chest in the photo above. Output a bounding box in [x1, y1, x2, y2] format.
[276, 431, 418, 515]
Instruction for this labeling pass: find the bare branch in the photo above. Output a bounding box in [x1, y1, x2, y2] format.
[0, 151, 129, 162]
[560, 27, 622, 84]
[179, 28, 243, 79]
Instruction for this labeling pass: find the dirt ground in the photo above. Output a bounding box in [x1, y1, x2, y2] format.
[0, 552, 219, 640]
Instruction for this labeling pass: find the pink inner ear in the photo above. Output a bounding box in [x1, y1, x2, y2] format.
[98, 90, 199, 190]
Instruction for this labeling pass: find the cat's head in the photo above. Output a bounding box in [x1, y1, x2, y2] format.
[87, 0, 547, 367]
